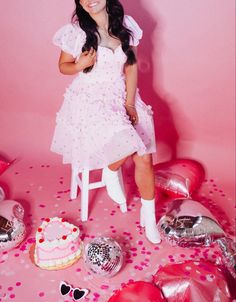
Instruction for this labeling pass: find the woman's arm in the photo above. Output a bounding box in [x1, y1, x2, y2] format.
[123, 47, 139, 124]
[123, 47, 138, 106]
[58, 48, 96, 75]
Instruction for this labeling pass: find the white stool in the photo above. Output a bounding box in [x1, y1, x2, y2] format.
[70, 166, 127, 222]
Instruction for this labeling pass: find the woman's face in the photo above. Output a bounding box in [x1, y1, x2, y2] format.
[80, 0, 106, 15]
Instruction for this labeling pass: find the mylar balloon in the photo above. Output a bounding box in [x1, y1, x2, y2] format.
[217, 237, 236, 279]
[0, 159, 13, 175]
[158, 199, 225, 247]
[154, 159, 205, 198]
[0, 200, 26, 251]
[108, 281, 166, 302]
[0, 187, 5, 202]
[153, 261, 232, 302]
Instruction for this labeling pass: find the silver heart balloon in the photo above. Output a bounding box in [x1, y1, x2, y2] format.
[217, 237, 236, 279]
[0, 200, 26, 251]
[0, 216, 14, 241]
[158, 199, 225, 247]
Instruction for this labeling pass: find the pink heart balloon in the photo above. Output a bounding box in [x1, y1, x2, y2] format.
[0, 200, 24, 221]
[0, 187, 5, 202]
[153, 261, 232, 302]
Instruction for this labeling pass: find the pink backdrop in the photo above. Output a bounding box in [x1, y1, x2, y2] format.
[0, 0, 235, 191]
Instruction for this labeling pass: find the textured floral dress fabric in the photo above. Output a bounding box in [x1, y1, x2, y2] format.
[51, 15, 156, 171]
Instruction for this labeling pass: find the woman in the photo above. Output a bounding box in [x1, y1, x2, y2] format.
[51, 0, 161, 244]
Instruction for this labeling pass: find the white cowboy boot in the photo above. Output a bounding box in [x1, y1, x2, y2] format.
[140, 198, 161, 244]
[102, 167, 127, 213]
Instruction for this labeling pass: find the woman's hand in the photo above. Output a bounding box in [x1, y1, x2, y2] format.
[58, 48, 96, 75]
[75, 48, 97, 71]
[125, 104, 139, 125]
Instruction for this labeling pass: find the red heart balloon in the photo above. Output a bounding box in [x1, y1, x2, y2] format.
[108, 281, 166, 302]
[0, 159, 15, 176]
[0, 160, 10, 175]
[154, 159, 205, 198]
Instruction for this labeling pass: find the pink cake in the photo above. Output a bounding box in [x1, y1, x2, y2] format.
[34, 217, 82, 270]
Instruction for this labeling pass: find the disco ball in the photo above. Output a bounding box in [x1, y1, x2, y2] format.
[84, 237, 123, 277]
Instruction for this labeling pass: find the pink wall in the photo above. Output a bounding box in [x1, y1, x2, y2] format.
[0, 1, 235, 185]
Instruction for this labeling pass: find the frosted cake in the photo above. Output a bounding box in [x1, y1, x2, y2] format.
[34, 217, 82, 270]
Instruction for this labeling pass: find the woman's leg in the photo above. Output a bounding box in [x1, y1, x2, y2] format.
[102, 155, 129, 211]
[108, 156, 129, 171]
[132, 153, 161, 244]
[132, 153, 155, 200]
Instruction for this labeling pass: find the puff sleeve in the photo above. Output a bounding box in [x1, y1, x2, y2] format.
[52, 23, 86, 58]
[123, 15, 143, 47]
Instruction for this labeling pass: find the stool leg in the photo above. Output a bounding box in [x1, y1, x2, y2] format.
[118, 169, 127, 213]
[81, 169, 89, 222]
[70, 167, 78, 199]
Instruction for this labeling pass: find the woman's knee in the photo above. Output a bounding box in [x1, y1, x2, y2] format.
[132, 153, 153, 170]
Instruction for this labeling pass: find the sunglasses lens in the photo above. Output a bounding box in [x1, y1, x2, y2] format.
[60, 283, 71, 296]
[73, 289, 86, 300]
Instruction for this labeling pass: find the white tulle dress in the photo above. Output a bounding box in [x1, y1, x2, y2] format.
[51, 15, 156, 171]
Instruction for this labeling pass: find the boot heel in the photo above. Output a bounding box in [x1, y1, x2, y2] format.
[140, 206, 145, 227]
[120, 203, 127, 213]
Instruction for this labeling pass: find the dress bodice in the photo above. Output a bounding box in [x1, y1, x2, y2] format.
[72, 45, 127, 88]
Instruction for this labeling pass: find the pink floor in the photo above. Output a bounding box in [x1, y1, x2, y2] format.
[0, 159, 235, 302]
